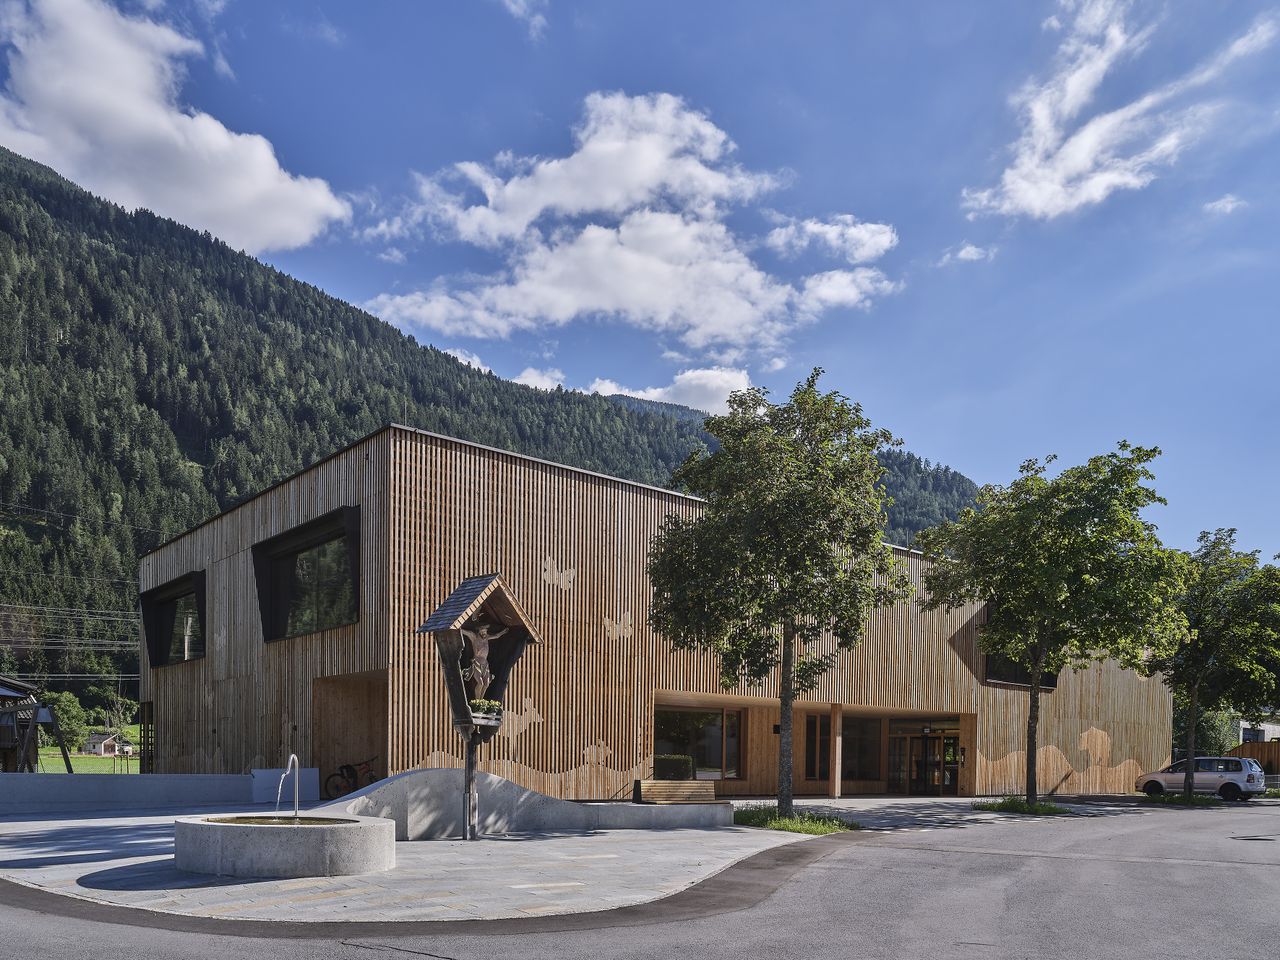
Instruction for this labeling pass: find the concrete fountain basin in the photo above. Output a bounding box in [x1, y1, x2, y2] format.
[174, 813, 396, 878]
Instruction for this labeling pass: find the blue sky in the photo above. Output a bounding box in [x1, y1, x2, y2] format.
[0, 0, 1277, 554]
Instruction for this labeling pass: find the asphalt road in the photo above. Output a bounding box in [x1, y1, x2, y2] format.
[2, 801, 1276, 960]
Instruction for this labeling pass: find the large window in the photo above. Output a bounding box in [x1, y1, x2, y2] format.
[140, 572, 206, 667]
[654, 707, 742, 780]
[805, 714, 830, 781]
[841, 717, 882, 781]
[983, 652, 1059, 689]
[252, 507, 360, 642]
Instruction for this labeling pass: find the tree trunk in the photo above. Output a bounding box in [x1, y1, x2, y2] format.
[1183, 685, 1199, 799]
[777, 622, 797, 818]
[1025, 658, 1044, 807]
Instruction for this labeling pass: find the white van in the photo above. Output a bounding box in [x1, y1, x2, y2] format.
[1135, 756, 1267, 801]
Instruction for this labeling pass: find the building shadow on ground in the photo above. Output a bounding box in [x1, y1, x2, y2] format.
[0, 821, 174, 870]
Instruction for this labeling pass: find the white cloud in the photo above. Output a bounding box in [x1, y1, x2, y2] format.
[964, 2, 1277, 220]
[498, 0, 548, 39]
[376, 247, 406, 264]
[797, 269, 900, 317]
[513, 366, 564, 390]
[1203, 193, 1247, 215]
[443, 347, 490, 372]
[0, 0, 350, 253]
[364, 93, 899, 360]
[938, 242, 998, 265]
[589, 367, 750, 415]
[375, 92, 775, 248]
[284, 13, 345, 46]
[765, 213, 898, 264]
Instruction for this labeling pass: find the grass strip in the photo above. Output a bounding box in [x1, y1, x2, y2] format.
[1140, 792, 1224, 807]
[733, 804, 857, 834]
[972, 795, 1071, 815]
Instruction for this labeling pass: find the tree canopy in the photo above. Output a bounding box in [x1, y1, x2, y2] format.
[648, 371, 910, 814]
[916, 443, 1186, 803]
[1148, 529, 1280, 796]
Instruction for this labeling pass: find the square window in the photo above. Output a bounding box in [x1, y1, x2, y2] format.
[252, 507, 360, 642]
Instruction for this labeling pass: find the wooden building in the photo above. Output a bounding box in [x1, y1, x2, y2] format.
[138, 424, 1172, 799]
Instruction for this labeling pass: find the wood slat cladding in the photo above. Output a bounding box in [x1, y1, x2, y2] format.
[138, 431, 391, 776]
[140, 424, 1172, 798]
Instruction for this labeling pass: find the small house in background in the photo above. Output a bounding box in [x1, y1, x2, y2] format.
[83, 732, 134, 757]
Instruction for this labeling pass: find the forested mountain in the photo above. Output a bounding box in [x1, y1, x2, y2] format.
[0, 145, 976, 699]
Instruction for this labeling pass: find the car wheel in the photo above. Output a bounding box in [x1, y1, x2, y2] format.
[1143, 781, 1164, 797]
[1219, 783, 1242, 802]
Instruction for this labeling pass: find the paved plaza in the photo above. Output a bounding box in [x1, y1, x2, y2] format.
[0, 805, 803, 921]
[0, 794, 1159, 925]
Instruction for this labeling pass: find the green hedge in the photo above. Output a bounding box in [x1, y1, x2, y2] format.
[653, 754, 695, 780]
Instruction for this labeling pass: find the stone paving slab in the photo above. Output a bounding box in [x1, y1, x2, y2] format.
[0, 806, 804, 922]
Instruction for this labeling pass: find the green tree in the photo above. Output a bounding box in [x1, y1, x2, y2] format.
[1172, 701, 1239, 760]
[43, 689, 88, 753]
[647, 371, 910, 816]
[1148, 530, 1280, 797]
[915, 444, 1185, 805]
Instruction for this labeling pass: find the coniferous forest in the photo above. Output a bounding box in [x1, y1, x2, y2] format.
[0, 146, 978, 701]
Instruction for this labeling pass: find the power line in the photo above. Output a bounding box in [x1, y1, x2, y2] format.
[0, 602, 138, 620]
[9, 672, 140, 680]
[1, 569, 139, 589]
[0, 498, 168, 535]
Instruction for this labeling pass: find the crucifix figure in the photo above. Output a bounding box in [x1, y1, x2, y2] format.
[459, 618, 509, 698]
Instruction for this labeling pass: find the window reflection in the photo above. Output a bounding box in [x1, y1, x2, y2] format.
[654, 707, 743, 780]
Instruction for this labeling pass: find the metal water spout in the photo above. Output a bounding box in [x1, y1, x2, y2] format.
[275, 753, 300, 819]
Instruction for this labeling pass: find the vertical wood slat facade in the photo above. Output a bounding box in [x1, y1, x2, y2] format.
[140, 424, 1172, 798]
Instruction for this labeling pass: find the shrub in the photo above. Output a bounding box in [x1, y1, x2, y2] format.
[972, 796, 1071, 815]
[1141, 792, 1223, 807]
[43, 690, 88, 751]
[733, 804, 856, 835]
[653, 754, 695, 780]
[468, 698, 502, 715]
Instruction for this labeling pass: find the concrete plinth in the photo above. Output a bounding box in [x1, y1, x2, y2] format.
[323, 769, 735, 839]
[174, 814, 395, 878]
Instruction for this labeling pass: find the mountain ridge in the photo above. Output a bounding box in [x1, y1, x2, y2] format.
[0, 144, 977, 696]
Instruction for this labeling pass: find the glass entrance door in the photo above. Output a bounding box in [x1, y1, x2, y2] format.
[887, 718, 962, 795]
[909, 736, 942, 795]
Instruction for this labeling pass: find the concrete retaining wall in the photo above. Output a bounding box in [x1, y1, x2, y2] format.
[321, 768, 734, 840]
[0, 769, 318, 815]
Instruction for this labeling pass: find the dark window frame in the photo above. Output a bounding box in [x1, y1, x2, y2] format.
[841, 716, 883, 782]
[652, 706, 746, 781]
[140, 571, 207, 668]
[805, 713, 831, 781]
[251, 506, 360, 643]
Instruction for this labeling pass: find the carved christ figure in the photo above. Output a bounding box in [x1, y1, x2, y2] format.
[459, 619, 509, 697]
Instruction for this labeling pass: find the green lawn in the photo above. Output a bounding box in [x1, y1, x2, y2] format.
[35, 741, 142, 774]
